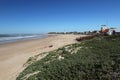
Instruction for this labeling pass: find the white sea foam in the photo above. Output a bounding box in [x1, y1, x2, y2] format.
[0, 34, 47, 44]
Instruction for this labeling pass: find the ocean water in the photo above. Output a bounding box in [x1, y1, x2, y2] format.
[0, 34, 48, 44]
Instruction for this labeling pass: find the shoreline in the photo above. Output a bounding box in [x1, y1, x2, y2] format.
[0, 34, 51, 45]
[0, 34, 56, 46]
[0, 34, 87, 80]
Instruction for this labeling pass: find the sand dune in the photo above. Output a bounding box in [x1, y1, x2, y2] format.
[0, 34, 87, 80]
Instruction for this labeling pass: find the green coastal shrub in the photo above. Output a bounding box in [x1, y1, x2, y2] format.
[17, 35, 120, 80]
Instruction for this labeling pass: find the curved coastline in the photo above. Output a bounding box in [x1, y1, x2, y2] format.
[0, 34, 86, 80]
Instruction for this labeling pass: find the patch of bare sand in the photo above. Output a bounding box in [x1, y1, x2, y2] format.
[0, 34, 87, 80]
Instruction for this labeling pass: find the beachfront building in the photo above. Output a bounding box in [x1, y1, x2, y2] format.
[101, 25, 117, 35]
[107, 28, 116, 35]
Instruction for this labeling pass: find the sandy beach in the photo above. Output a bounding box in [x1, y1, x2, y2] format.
[0, 34, 86, 80]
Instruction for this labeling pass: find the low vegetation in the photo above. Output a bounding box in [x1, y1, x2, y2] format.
[17, 35, 120, 80]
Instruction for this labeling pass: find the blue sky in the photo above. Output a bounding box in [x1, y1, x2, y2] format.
[0, 0, 120, 33]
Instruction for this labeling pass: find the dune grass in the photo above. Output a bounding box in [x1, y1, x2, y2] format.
[17, 35, 120, 80]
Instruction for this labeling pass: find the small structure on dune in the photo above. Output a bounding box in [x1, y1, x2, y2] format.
[101, 25, 117, 35]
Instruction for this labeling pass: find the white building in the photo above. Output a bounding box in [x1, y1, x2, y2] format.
[107, 28, 116, 35]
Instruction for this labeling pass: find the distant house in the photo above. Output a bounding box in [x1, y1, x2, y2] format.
[101, 25, 118, 35]
[107, 28, 116, 35]
[101, 25, 109, 34]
